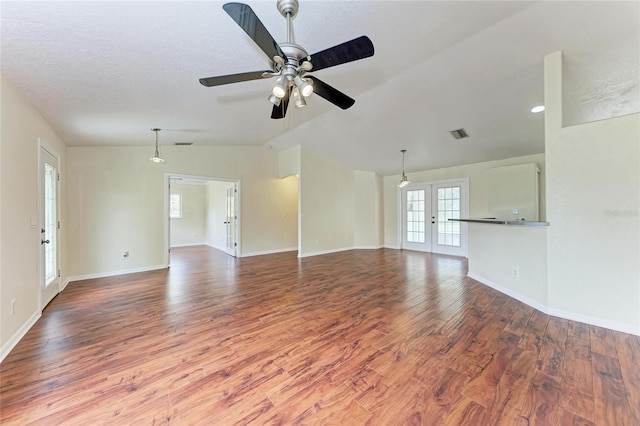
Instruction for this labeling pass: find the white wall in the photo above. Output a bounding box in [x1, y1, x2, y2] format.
[299, 146, 355, 256]
[278, 145, 300, 178]
[66, 145, 298, 277]
[170, 182, 206, 247]
[205, 181, 233, 252]
[1, 75, 67, 358]
[468, 225, 548, 308]
[487, 163, 540, 221]
[354, 170, 384, 248]
[383, 153, 546, 248]
[545, 51, 640, 333]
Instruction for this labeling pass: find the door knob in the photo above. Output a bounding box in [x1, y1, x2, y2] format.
[41, 239, 50, 245]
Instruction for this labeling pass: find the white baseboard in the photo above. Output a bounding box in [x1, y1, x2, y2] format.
[170, 242, 207, 248]
[546, 306, 640, 336]
[60, 277, 71, 292]
[468, 272, 549, 315]
[353, 245, 384, 250]
[384, 245, 401, 250]
[204, 242, 227, 252]
[1, 310, 41, 363]
[468, 272, 640, 336]
[65, 264, 167, 284]
[298, 246, 352, 258]
[240, 247, 298, 258]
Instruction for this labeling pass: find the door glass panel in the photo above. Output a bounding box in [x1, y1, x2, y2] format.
[436, 186, 461, 247]
[44, 163, 57, 285]
[406, 189, 426, 243]
[226, 187, 235, 252]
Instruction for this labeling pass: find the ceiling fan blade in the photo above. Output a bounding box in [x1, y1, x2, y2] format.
[199, 70, 271, 87]
[271, 89, 290, 119]
[223, 3, 286, 62]
[309, 36, 374, 72]
[307, 76, 355, 110]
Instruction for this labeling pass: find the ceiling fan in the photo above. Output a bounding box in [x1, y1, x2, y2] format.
[199, 0, 374, 119]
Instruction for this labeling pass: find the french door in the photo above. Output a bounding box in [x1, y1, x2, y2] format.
[40, 145, 60, 308]
[401, 180, 468, 257]
[402, 185, 433, 252]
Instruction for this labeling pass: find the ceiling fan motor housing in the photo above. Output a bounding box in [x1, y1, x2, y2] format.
[279, 43, 309, 65]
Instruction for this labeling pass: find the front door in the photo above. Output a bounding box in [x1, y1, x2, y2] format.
[40, 145, 60, 308]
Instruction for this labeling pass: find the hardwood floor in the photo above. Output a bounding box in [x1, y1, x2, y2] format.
[1, 247, 639, 425]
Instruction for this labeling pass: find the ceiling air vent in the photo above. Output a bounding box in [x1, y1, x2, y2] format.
[174, 142, 193, 146]
[449, 128, 469, 140]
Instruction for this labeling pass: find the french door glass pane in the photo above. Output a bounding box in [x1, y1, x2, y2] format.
[436, 186, 461, 247]
[44, 163, 56, 284]
[406, 189, 425, 243]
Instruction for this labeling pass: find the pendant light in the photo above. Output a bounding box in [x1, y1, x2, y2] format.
[398, 149, 410, 188]
[149, 128, 164, 163]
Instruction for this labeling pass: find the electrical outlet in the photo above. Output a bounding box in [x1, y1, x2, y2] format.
[512, 208, 519, 215]
[315, 239, 319, 246]
[513, 268, 519, 278]
[10, 299, 16, 316]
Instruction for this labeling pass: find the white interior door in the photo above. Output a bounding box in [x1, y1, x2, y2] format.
[224, 186, 237, 257]
[40, 146, 60, 308]
[402, 185, 432, 252]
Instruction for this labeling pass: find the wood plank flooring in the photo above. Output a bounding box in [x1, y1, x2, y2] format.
[1, 247, 639, 425]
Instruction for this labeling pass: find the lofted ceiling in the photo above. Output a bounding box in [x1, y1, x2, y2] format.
[1, 1, 638, 175]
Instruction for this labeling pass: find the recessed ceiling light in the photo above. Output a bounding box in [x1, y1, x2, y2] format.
[531, 105, 545, 113]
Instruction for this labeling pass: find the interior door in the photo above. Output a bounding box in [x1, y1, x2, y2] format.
[224, 185, 237, 256]
[402, 185, 432, 252]
[40, 146, 60, 308]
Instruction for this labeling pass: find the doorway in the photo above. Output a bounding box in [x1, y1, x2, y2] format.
[400, 178, 469, 257]
[39, 143, 60, 308]
[164, 174, 240, 266]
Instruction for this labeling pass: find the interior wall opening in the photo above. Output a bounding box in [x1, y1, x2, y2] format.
[165, 174, 239, 266]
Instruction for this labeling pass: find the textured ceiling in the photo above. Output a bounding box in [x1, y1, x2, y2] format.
[1, 1, 638, 175]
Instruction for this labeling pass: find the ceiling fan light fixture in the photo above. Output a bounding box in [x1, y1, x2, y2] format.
[272, 76, 287, 98]
[294, 75, 313, 97]
[268, 94, 282, 107]
[292, 86, 307, 108]
[149, 128, 165, 164]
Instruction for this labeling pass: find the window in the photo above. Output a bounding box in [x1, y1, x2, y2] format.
[170, 194, 182, 219]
